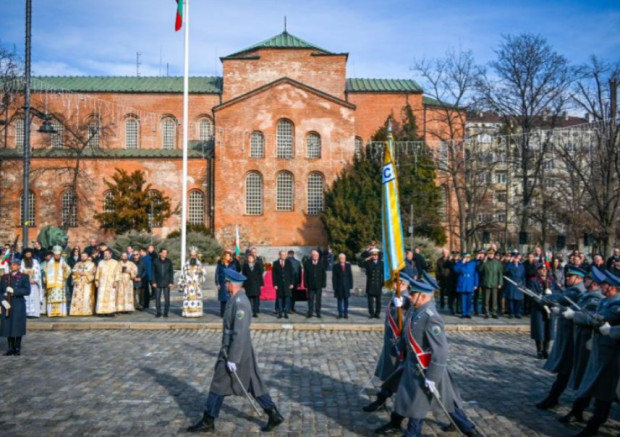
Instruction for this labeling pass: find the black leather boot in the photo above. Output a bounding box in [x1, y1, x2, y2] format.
[187, 412, 215, 433]
[535, 395, 558, 410]
[374, 413, 404, 435]
[363, 393, 388, 412]
[535, 341, 543, 359]
[574, 423, 599, 437]
[559, 409, 584, 423]
[4, 338, 15, 356]
[261, 407, 284, 432]
[542, 341, 550, 359]
[14, 337, 21, 356]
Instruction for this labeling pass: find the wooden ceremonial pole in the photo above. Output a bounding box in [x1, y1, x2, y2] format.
[395, 271, 402, 330]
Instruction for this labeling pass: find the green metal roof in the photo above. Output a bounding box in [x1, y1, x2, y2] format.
[29, 76, 222, 94]
[224, 31, 332, 58]
[0, 148, 208, 159]
[423, 96, 459, 109]
[346, 78, 422, 93]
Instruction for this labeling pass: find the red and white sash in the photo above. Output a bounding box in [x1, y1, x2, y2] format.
[406, 313, 432, 369]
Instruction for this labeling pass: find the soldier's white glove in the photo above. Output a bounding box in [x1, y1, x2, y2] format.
[425, 379, 438, 396]
[551, 306, 561, 315]
[1, 300, 10, 310]
[5, 286, 14, 295]
[563, 308, 575, 319]
[544, 288, 552, 295]
[599, 322, 611, 336]
[392, 296, 403, 308]
[226, 361, 237, 373]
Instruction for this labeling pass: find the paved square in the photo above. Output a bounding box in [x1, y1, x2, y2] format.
[0, 330, 619, 436]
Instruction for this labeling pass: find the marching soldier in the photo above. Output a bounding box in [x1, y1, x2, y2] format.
[536, 266, 587, 410]
[0, 258, 31, 355]
[529, 264, 559, 359]
[187, 268, 284, 433]
[557, 267, 605, 424]
[375, 276, 480, 436]
[362, 271, 414, 413]
[559, 269, 620, 436]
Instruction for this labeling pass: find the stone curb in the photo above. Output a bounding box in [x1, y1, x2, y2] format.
[27, 322, 529, 332]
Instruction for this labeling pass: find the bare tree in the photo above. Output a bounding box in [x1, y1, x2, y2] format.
[414, 48, 497, 250]
[555, 57, 620, 254]
[476, 34, 575, 245]
[0, 45, 23, 148]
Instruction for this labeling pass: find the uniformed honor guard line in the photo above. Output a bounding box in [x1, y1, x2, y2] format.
[504, 275, 605, 324]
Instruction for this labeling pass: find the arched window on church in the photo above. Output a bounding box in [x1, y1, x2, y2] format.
[307, 172, 325, 215]
[245, 171, 263, 215]
[354, 136, 363, 160]
[20, 190, 36, 226]
[276, 119, 294, 159]
[162, 116, 177, 150]
[62, 190, 77, 228]
[88, 116, 101, 148]
[276, 171, 294, 211]
[250, 131, 264, 158]
[306, 132, 321, 159]
[50, 118, 63, 149]
[198, 117, 214, 143]
[125, 116, 140, 149]
[188, 190, 205, 225]
[15, 118, 24, 149]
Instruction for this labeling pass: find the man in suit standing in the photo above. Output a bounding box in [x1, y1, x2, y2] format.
[272, 250, 294, 319]
[361, 248, 384, 318]
[303, 249, 326, 318]
[287, 250, 302, 314]
[332, 253, 353, 319]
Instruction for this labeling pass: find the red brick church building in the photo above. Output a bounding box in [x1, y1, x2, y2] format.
[0, 31, 456, 251]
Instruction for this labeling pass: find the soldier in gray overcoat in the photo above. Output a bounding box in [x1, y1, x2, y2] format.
[376, 278, 480, 436]
[0, 258, 31, 356]
[536, 266, 587, 410]
[187, 268, 284, 433]
[558, 268, 620, 436]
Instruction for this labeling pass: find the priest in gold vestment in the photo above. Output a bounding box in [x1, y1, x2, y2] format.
[70, 252, 96, 316]
[95, 249, 119, 315]
[43, 245, 72, 317]
[116, 252, 137, 313]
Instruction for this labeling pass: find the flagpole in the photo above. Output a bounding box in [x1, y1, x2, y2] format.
[180, 0, 190, 268]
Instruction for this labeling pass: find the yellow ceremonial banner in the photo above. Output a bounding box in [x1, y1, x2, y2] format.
[381, 129, 406, 286]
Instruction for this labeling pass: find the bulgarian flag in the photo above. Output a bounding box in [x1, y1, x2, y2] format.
[0, 252, 9, 265]
[175, 0, 183, 31]
[234, 225, 241, 257]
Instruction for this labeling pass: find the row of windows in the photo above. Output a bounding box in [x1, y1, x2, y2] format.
[15, 116, 364, 158]
[19, 190, 205, 228]
[245, 171, 325, 216]
[14, 116, 214, 150]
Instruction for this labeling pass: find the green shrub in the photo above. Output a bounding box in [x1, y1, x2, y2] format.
[164, 231, 223, 268]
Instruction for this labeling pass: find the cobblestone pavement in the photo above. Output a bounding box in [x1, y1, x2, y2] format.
[1, 330, 619, 436]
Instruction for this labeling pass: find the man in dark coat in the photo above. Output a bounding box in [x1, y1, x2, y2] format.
[303, 249, 326, 318]
[187, 269, 284, 433]
[536, 266, 587, 410]
[0, 258, 31, 355]
[362, 248, 384, 318]
[151, 248, 174, 318]
[435, 249, 451, 310]
[242, 254, 264, 317]
[286, 250, 302, 313]
[332, 253, 353, 319]
[272, 250, 294, 319]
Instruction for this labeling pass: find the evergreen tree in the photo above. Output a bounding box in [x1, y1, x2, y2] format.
[94, 169, 173, 235]
[321, 105, 445, 257]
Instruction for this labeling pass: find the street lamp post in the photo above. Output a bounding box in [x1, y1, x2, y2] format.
[22, 0, 32, 250]
[21, 0, 56, 250]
